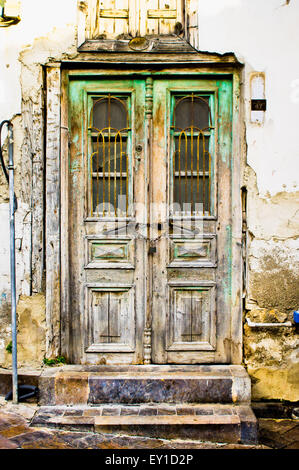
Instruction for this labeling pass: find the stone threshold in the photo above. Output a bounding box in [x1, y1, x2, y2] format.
[30, 403, 257, 444]
[0, 365, 251, 406]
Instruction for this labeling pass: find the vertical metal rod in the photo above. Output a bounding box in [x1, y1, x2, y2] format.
[203, 135, 206, 214]
[184, 132, 187, 210]
[196, 134, 200, 209]
[102, 131, 106, 216]
[114, 135, 117, 217]
[8, 123, 18, 404]
[190, 126, 194, 215]
[96, 134, 99, 215]
[108, 127, 111, 216]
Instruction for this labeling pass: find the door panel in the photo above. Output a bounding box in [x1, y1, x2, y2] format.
[68, 78, 147, 364]
[67, 75, 233, 365]
[151, 78, 232, 364]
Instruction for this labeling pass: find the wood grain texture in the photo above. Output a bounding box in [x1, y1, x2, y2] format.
[83, 0, 196, 41]
[45, 65, 61, 357]
[61, 67, 241, 365]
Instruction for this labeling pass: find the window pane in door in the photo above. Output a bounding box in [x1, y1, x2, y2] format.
[174, 96, 210, 130]
[171, 94, 213, 215]
[92, 96, 128, 130]
[90, 95, 130, 217]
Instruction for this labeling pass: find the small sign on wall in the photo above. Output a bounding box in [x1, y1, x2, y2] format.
[250, 73, 266, 124]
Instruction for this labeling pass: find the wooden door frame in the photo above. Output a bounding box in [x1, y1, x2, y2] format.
[44, 57, 243, 364]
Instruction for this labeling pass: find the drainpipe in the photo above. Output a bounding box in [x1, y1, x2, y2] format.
[246, 317, 292, 328]
[0, 120, 18, 403]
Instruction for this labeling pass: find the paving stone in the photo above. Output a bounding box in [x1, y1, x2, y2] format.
[259, 418, 298, 434]
[21, 435, 75, 449]
[38, 376, 56, 406]
[45, 416, 95, 432]
[55, 372, 90, 405]
[2, 406, 291, 449]
[0, 424, 32, 438]
[177, 406, 196, 415]
[120, 406, 140, 416]
[66, 434, 109, 449]
[220, 443, 269, 449]
[258, 420, 295, 449]
[31, 413, 57, 426]
[63, 409, 84, 417]
[35, 406, 65, 416]
[139, 407, 158, 416]
[102, 407, 121, 416]
[9, 430, 52, 447]
[0, 411, 26, 425]
[53, 431, 92, 448]
[83, 408, 103, 417]
[215, 408, 233, 415]
[0, 435, 18, 449]
[30, 407, 65, 427]
[3, 404, 37, 420]
[284, 441, 299, 449]
[258, 419, 298, 449]
[157, 406, 177, 415]
[104, 436, 173, 450]
[280, 425, 299, 442]
[258, 432, 291, 449]
[29, 404, 256, 444]
[195, 408, 214, 415]
[0, 421, 12, 431]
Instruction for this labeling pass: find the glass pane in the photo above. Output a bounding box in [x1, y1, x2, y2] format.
[92, 177, 127, 216]
[92, 97, 128, 130]
[173, 176, 210, 213]
[174, 135, 210, 173]
[174, 96, 210, 130]
[92, 138, 128, 173]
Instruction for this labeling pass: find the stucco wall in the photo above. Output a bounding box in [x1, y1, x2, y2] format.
[200, 0, 299, 401]
[0, 0, 298, 400]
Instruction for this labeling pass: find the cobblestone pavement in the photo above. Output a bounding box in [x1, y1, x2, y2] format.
[0, 402, 298, 450]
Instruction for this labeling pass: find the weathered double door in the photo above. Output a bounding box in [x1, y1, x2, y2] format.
[68, 73, 233, 365]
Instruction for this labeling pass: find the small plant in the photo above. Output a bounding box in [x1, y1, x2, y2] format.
[43, 357, 56, 366]
[56, 355, 66, 364]
[6, 341, 12, 353]
[43, 355, 67, 366]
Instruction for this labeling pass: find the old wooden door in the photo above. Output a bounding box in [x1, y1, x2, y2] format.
[67, 74, 233, 364]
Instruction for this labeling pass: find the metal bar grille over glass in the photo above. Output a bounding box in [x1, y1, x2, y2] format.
[171, 94, 213, 216]
[90, 94, 131, 217]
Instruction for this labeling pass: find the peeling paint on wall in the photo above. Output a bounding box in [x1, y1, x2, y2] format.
[0, 1, 298, 403]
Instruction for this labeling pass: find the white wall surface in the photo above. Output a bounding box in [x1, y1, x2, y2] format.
[200, 0, 299, 196]
[0, 0, 77, 126]
[0, 0, 298, 297]
[0, 0, 298, 197]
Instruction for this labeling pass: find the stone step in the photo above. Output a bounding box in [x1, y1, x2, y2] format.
[38, 365, 251, 405]
[30, 404, 258, 444]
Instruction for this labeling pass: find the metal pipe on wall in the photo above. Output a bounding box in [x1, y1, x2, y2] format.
[0, 120, 18, 403]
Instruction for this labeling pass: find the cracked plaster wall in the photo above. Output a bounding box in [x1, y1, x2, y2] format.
[0, 0, 298, 400]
